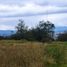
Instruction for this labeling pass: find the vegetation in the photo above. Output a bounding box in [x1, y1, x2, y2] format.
[0, 20, 67, 67]
[0, 20, 67, 42]
[57, 31, 67, 41]
[0, 40, 66, 67]
[2, 20, 55, 42]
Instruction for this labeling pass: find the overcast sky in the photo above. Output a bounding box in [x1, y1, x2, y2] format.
[0, 0, 67, 30]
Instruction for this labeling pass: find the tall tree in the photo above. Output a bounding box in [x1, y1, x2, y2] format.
[15, 19, 28, 39]
[31, 20, 55, 42]
[16, 20, 27, 34]
[10, 20, 55, 42]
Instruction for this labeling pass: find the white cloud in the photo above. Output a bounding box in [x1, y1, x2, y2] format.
[0, 3, 67, 17]
[0, 13, 67, 30]
[0, 0, 67, 7]
[0, 0, 66, 30]
[0, 25, 14, 30]
[47, 13, 67, 26]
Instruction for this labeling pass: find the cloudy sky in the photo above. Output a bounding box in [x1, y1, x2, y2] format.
[0, 0, 67, 30]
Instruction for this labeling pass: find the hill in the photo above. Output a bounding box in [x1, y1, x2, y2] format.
[0, 30, 16, 36]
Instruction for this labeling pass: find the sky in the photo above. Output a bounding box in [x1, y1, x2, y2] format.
[0, 0, 67, 30]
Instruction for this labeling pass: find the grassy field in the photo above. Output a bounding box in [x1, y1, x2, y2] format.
[0, 40, 66, 67]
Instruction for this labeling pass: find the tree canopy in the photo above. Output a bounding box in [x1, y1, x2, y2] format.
[11, 20, 55, 42]
[57, 31, 67, 41]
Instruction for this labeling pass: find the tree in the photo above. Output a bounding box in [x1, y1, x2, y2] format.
[31, 20, 55, 42]
[15, 19, 28, 39]
[10, 20, 55, 42]
[16, 20, 27, 34]
[57, 31, 67, 41]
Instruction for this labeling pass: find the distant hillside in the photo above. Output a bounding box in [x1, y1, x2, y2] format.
[55, 26, 67, 33]
[0, 30, 16, 36]
[0, 27, 67, 36]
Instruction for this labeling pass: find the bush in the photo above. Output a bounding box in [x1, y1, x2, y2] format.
[44, 44, 67, 67]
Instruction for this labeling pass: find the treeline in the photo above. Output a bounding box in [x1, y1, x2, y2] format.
[9, 20, 55, 42]
[0, 20, 67, 42]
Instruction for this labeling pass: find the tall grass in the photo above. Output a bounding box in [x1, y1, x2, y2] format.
[0, 40, 66, 67]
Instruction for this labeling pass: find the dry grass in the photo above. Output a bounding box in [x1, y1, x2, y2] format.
[0, 40, 66, 67]
[0, 41, 44, 67]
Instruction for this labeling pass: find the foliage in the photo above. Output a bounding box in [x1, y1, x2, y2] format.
[57, 31, 67, 41]
[30, 21, 55, 42]
[10, 20, 55, 42]
[44, 44, 67, 67]
[15, 19, 28, 39]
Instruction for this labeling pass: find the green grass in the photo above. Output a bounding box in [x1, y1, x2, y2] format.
[0, 40, 66, 67]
